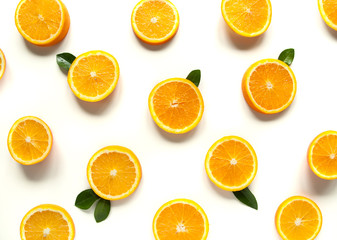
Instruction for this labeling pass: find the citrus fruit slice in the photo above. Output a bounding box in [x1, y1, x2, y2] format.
[205, 136, 257, 191]
[275, 196, 322, 240]
[318, 0, 337, 31]
[308, 130, 337, 180]
[153, 199, 209, 240]
[20, 204, 75, 240]
[242, 59, 297, 114]
[68, 50, 120, 102]
[7, 116, 53, 165]
[148, 78, 204, 134]
[15, 0, 70, 46]
[221, 0, 272, 37]
[87, 146, 142, 200]
[131, 0, 179, 45]
[0, 48, 6, 80]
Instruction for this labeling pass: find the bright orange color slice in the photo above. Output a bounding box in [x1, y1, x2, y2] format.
[242, 59, 297, 114]
[87, 146, 142, 200]
[205, 136, 257, 191]
[0, 49, 5, 80]
[68, 50, 120, 102]
[148, 78, 204, 134]
[318, 0, 337, 31]
[275, 196, 322, 240]
[308, 130, 337, 180]
[8, 116, 53, 165]
[221, 0, 272, 37]
[20, 204, 75, 240]
[131, 0, 179, 45]
[15, 0, 70, 46]
[153, 199, 209, 240]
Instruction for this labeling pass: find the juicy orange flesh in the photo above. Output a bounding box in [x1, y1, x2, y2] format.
[134, 0, 176, 39]
[10, 120, 50, 161]
[23, 210, 70, 240]
[279, 200, 320, 240]
[312, 134, 337, 176]
[71, 55, 116, 97]
[156, 203, 205, 240]
[91, 152, 137, 197]
[322, 0, 337, 25]
[17, 0, 62, 41]
[209, 140, 254, 188]
[249, 63, 294, 110]
[224, 0, 269, 34]
[152, 81, 201, 130]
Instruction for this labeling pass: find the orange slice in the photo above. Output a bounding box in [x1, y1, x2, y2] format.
[87, 146, 142, 200]
[0, 49, 6, 80]
[318, 0, 337, 31]
[20, 204, 75, 240]
[308, 130, 337, 180]
[221, 0, 272, 37]
[205, 136, 257, 191]
[131, 0, 179, 45]
[15, 0, 70, 46]
[153, 199, 209, 240]
[68, 50, 120, 102]
[7, 116, 53, 165]
[275, 196, 322, 240]
[242, 59, 297, 114]
[148, 78, 204, 134]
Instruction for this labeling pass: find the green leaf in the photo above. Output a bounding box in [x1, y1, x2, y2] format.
[186, 69, 201, 87]
[75, 189, 100, 210]
[233, 187, 258, 210]
[56, 52, 76, 71]
[278, 48, 295, 66]
[94, 198, 111, 223]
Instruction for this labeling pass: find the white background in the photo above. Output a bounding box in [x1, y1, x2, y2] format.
[1, 0, 337, 239]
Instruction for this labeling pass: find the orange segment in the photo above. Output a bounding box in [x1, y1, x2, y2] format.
[20, 204, 75, 240]
[148, 78, 204, 134]
[87, 146, 142, 200]
[205, 136, 257, 191]
[7, 116, 53, 165]
[318, 0, 337, 31]
[0, 49, 5, 80]
[153, 199, 209, 240]
[131, 0, 179, 45]
[15, 0, 70, 46]
[275, 196, 322, 240]
[68, 50, 120, 102]
[308, 130, 337, 179]
[221, 0, 272, 37]
[242, 59, 297, 114]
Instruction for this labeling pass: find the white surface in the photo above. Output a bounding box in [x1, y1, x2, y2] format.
[1, 0, 337, 239]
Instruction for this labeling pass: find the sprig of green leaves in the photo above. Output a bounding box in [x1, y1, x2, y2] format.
[233, 187, 258, 210]
[186, 69, 201, 87]
[75, 189, 111, 223]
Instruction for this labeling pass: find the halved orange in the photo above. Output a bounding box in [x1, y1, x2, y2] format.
[0, 49, 6, 80]
[275, 196, 322, 240]
[15, 0, 70, 46]
[131, 0, 179, 45]
[308, 130, 337, 180]
[205, 136, 257, 191]
[8, 116, 53, 165]
[221, 0, 272, 37]
[87, 146, 142, 200]
[318, 0, 337, 31]
[242, 59, 297, 114]
[20, 204, 75, 240]
[148, 78, 204, 134]
[68, 50, 119, 102]
[153, 199, 209, 240]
